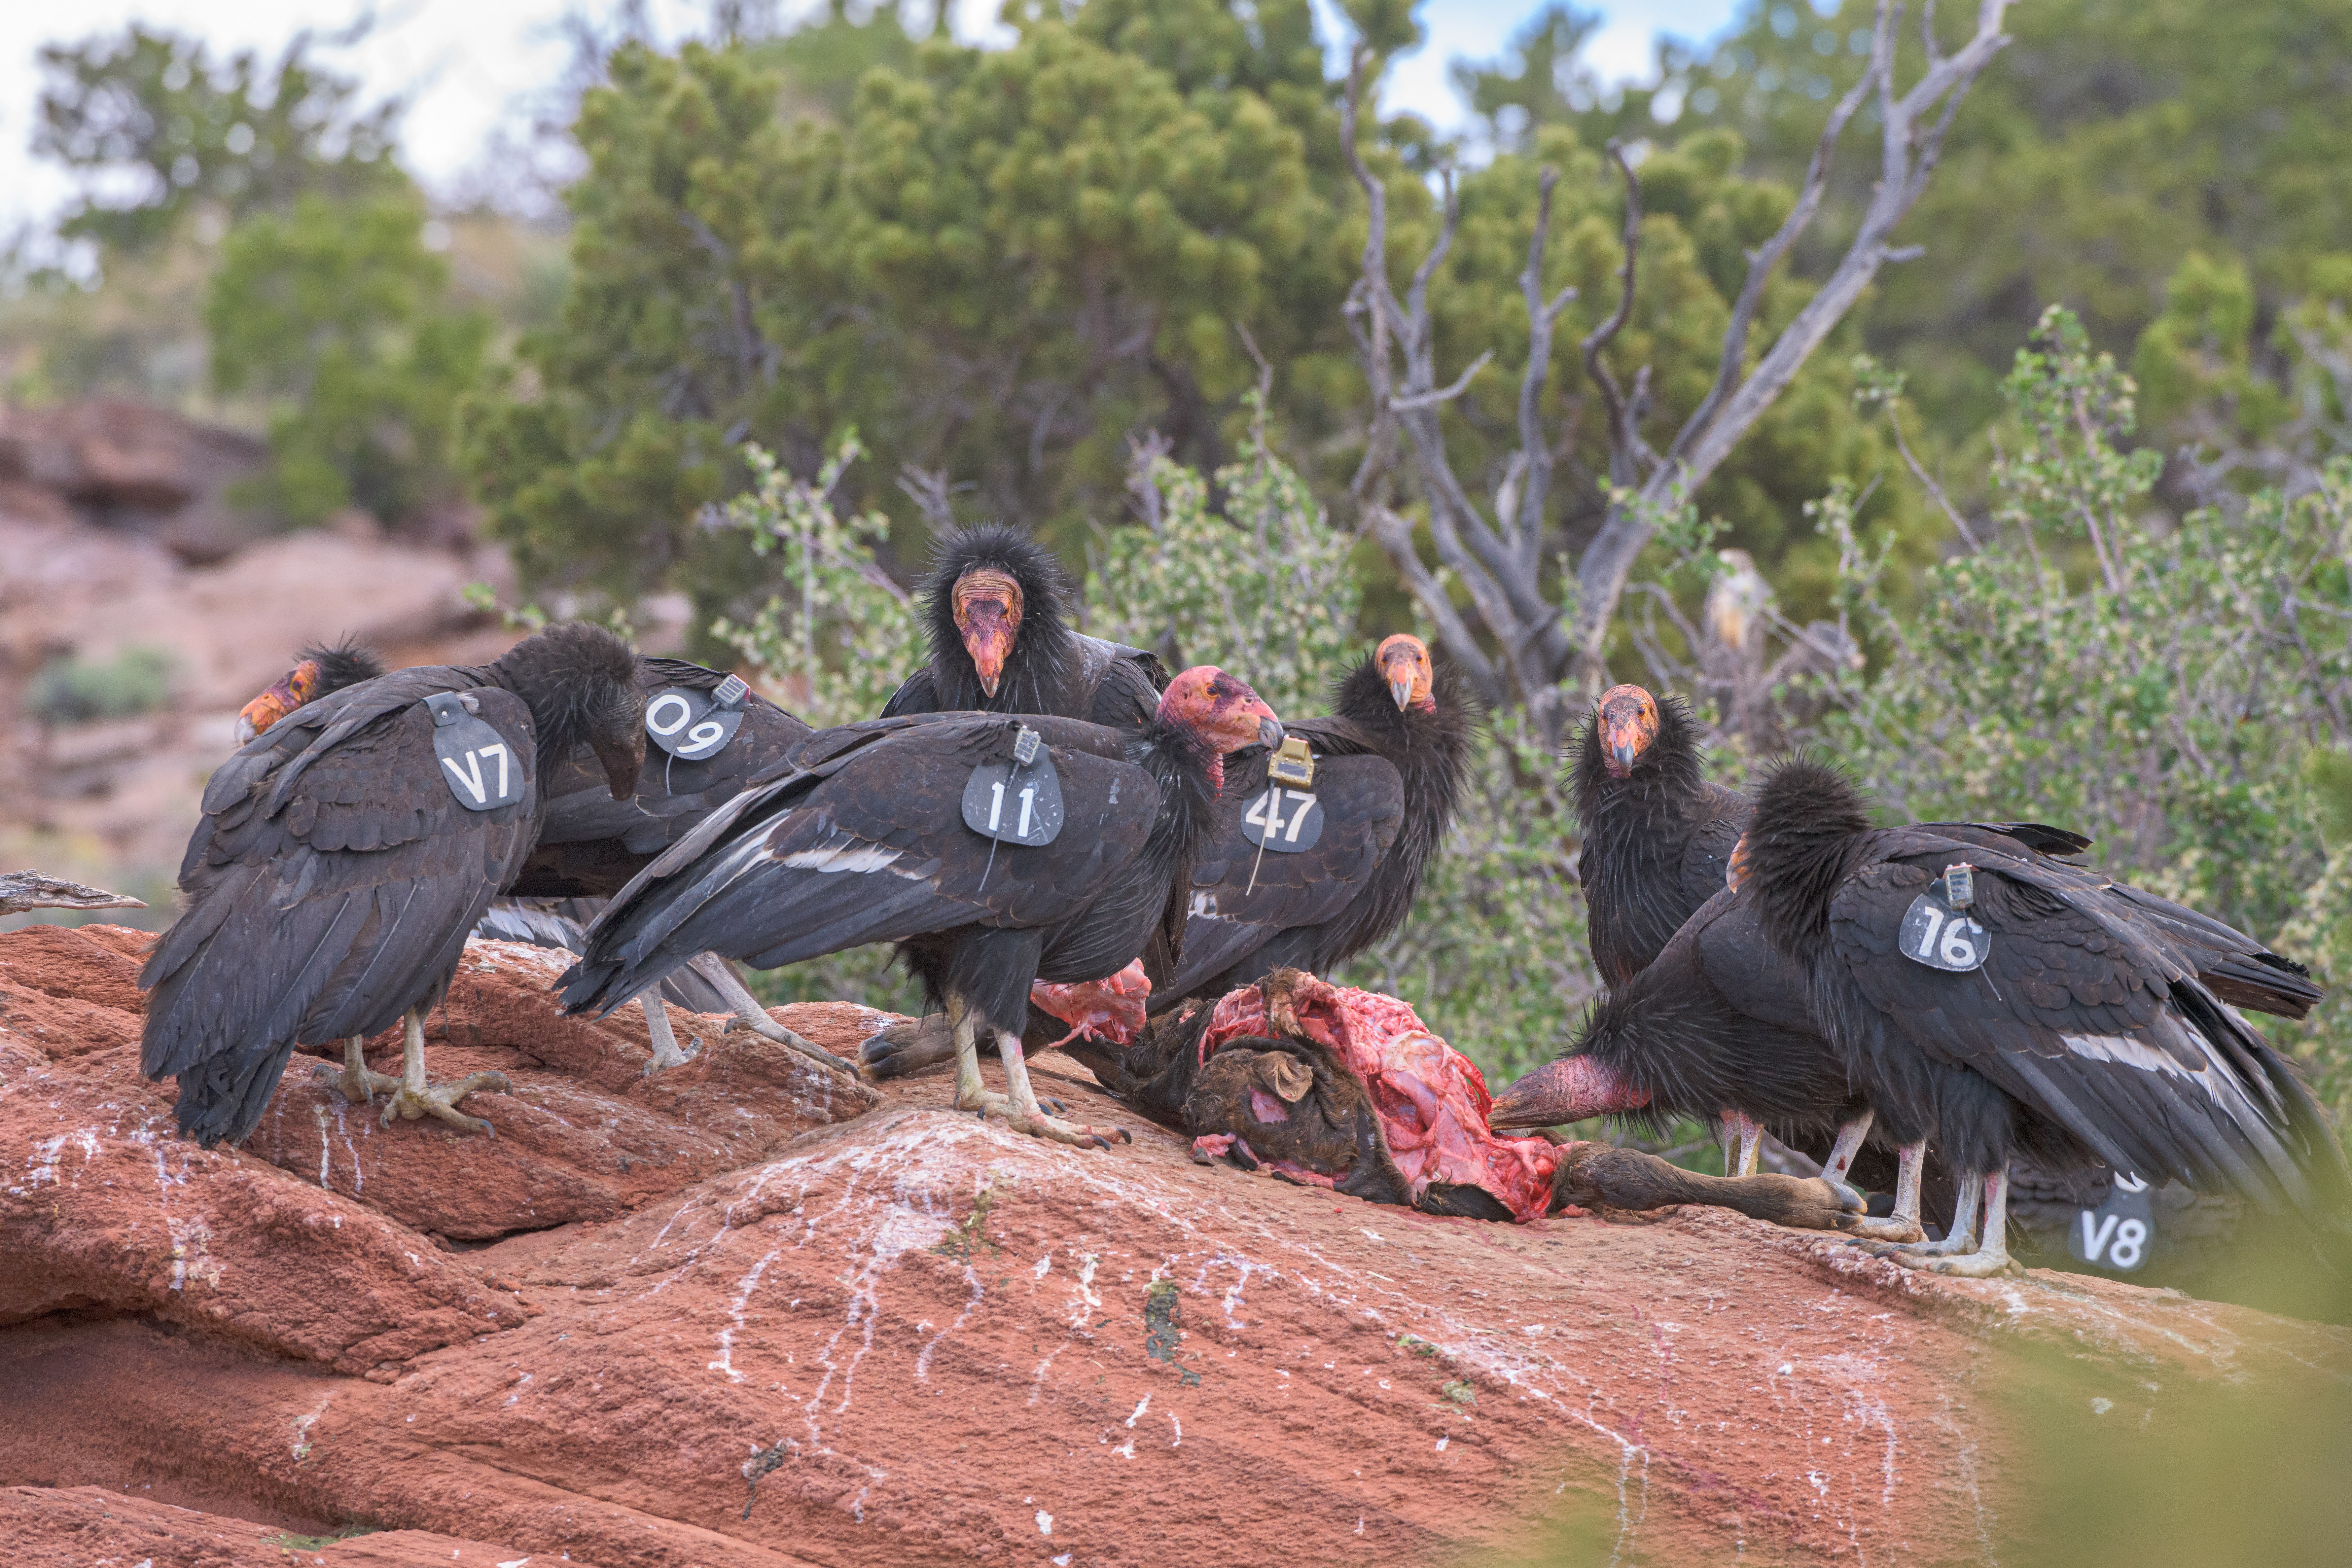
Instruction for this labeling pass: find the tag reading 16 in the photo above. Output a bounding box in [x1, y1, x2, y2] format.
[1898, 889, 1991, 972]
[962, 728, 1064, 847]
[1241, 785, 1324, 853]
[426, 692, 526, 811]
[645, 679, 747, 761]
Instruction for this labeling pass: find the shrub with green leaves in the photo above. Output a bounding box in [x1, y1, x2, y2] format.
[208, 191, 489, 526]
[28, 647, 178, 725]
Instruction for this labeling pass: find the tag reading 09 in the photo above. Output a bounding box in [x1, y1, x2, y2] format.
[425, 692, 526, 811]
[961, 725, 1064, 847]
[645, 679, 747, 761]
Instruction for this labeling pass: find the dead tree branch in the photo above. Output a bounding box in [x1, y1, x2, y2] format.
[1344, 1, 2013, 746]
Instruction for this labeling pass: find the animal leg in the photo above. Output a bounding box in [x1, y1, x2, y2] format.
[1840, 1139, 1927, 1243]
[1899, 1164, 2020, 1277]
[994, 1028, 1129, 1150]
[643, 995, 695, 1075]
[858, 1012, 958, 1082]
[1858, 1167, 1978, 1259]
[707, 962, 856, 1074]
[378, 1006, 511, 1135]
[315, 1035, 399, 1107]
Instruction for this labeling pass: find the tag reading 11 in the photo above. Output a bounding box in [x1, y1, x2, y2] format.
[962, 725, 1063, 847]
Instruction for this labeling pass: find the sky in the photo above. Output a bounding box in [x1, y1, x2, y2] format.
[0, 0, 1744, 243]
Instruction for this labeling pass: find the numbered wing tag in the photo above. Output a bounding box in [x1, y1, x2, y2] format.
[2064, 1171, 2155, 1274]
[1898, 887, 1991, 972]
[1241, 784, 1324, 853]
[962, 727, 1063, 847]
[645, 681, 746, 762]
[425, 692, 526, 811]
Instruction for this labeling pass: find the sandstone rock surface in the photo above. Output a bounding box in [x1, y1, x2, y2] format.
[3, 924, 2347, 1566]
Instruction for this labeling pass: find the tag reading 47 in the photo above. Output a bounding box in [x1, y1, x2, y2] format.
[1241, 785, 1324, 853]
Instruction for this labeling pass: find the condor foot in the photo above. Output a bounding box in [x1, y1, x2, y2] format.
[314, 1056, 401, 1109]
[379, 1071, 512, 1135]
[956, 1085, 1129, 1151]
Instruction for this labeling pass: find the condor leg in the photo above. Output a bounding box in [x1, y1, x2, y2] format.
[1830, 1122, 1927, 1244]
[706, 961, 855, 1074]
[642, 994, 694, 1075]
[994, 1026, 1129, 1151]
[317, 1035, 400, 1107]
[379, 1005, 512, 1135]
[1898, 1164, 2019, 1277]
[1858, 1166, 1980, 1260]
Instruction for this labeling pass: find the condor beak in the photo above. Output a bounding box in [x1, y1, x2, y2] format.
[592, 733, 646, 801]
[1602, 718, 1645, 777]
[236, 682, 300, 746]
[1259, 715, 1286, 750]
[1388, 671, 1414, 711]
[963, 615, 1015, 699]
[1488, 1056, 1648, 1129]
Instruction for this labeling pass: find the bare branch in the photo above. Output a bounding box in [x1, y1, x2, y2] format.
[1512, 165, 1577, 573]
[1568, 0, 2014, 691]
[1581, 141, 1654, 485]
[1391, 350, 1495, 411]
[897, 464, 962, 532]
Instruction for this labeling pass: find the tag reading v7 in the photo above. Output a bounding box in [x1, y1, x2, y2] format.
[962, 724, 1063, 847]
[426, 691, 526, 811]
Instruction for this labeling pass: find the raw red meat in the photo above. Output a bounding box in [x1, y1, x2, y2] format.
[1196, 974, 1561, 1222]
[1028, 959, 1151, 1048]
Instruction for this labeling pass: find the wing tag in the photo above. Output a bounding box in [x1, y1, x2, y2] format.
[646, 683, 746, 761]
[1899, 887, 1991, 972]
[1241, 784, 1324, 853]
[963, 726, 1063, 846]
[425, 692, 526, 811]
[2063, 1171, 2154, 1273]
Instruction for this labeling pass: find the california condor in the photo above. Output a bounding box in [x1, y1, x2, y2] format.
[880, 522, 1168, 729]
[143, 623, 647, 1146]
[561, 667, 1282, 1147]
[1153, 634, 1478, 1005]
[234, 644, 849, 1075]
[1733, 756, 2351, 1275]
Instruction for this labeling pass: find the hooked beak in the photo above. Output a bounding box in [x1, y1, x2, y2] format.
[591, 733, 646, 801]
[1602, 719, 1645, 777]
[236, 680, 302, 746]
[1258, 715, 1286, 750]
[1488, 1056, 1648, 1130]
[1387, 671, 1414, 711]
[964, 617, 1015, 698]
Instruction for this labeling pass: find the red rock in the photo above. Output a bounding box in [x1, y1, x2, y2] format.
[3, 923, 2347, 1565]
[0, 1485, 525, 1567]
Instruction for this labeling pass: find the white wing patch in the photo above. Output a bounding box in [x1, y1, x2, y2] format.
[779, 836, 918, 876]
